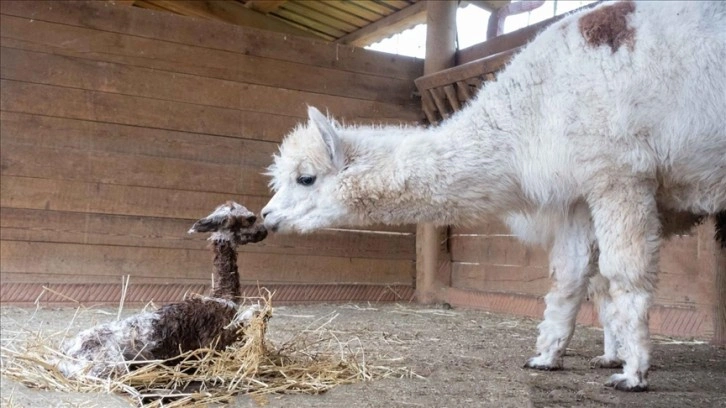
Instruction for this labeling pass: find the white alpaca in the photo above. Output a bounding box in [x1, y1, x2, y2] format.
[262, 1, 726, 392]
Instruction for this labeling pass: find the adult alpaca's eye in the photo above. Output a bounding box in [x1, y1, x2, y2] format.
[297, 175, 316, 186]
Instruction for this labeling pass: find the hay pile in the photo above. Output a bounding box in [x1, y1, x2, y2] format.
[0, 291, 417, 407]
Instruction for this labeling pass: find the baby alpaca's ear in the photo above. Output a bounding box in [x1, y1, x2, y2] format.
[188, 215, 224, 234]
[188, 203, 231, 233]
[308, 106, 345, 169]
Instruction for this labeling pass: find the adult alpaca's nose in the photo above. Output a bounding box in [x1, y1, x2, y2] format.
[261, 209, 271, 220]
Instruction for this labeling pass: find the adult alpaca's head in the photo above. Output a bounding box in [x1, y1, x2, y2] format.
[262, 105, 501, 233]
[262, 107, 359, 233]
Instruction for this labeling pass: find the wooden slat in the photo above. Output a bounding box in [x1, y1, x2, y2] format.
[415, 48, 517, 93]
[0, 272, 211, 286]
[0, 15, 417, 106]
[429, 88, 451, 119]
[450, 235, 548, 266]
[451, 262, 550, 296]
[0, 47, 419, 122]
[0, 112, 275, 167]
[0, 174, 414, 233]
[0, 208, 415, 260]
[0, 143, 270, 197]
[1, 282, 415, 305]
[442, 84, 461, 111]
[420, 91, 439, 124]
[451, 221, 512, 236]
[0, 241, 415, 284]
[451, 238, 711, 308]
[0, 0, 422, 80]
[0, 79, 297, 142]
[455, 80, 473, 101]
[0, 175, 267, 220]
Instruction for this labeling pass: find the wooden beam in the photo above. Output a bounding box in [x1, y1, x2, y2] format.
[336, 1, 427, 47]
[139, 0, 320, 39]
[244, 0, 287, 14]
[416, 0, 457, 305]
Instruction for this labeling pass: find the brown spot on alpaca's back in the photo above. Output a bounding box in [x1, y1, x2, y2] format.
[579, 1, 636, 53]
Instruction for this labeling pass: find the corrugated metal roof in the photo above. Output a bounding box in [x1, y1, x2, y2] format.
[131, 1, 508, 46]
[260, 0, 420, 41]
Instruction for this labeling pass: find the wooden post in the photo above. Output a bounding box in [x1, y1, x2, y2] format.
[714, 213, 726, 345]
[416, 0, 457, 304]
[698, 218, 726, 345]
[715, 245, 726, 345]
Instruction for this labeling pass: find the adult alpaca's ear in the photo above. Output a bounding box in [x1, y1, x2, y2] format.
[308, 106, 344, 169]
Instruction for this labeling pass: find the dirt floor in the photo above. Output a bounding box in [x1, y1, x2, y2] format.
[1, 302, 725, 408]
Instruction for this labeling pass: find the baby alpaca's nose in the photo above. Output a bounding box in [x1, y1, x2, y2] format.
[246, 215, 257, 224]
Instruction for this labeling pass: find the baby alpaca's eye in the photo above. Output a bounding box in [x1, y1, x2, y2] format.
[297, 175, 316, 186]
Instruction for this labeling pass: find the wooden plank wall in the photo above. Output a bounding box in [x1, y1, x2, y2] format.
[0, 0, 423, 305]
[448, 220, 721, 339]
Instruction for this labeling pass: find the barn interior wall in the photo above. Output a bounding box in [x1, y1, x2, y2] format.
[0, 0, 422, 305]
[448, 221, 721, 339]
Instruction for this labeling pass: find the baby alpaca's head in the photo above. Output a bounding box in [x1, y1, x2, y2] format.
[189, 201, 267, 245]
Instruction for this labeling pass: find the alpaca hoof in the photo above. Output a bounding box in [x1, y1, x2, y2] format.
[524, 355, 563, 371]
[605, 373, 648, 392]
[590, 355, 623, 369]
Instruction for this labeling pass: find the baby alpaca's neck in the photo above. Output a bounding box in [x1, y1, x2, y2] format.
[210, 235, 240, 301]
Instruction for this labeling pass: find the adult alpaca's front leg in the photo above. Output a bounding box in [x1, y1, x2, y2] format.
[589, 180, 660, 391]
[524, 204, 596, 370]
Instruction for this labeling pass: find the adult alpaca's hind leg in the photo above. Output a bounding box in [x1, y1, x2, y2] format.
[589, 274, 624, 369]
[588, 180, 660, 392]
[525, 203, 596, 370]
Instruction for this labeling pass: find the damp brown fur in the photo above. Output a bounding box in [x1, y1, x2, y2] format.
[148, 299, 240, 361]
[578, 0, 636, 53]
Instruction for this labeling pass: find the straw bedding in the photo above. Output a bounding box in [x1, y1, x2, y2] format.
[0, 291, 416, 407]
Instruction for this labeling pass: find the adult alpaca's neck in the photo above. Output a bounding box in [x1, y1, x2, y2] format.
[337, 106, 522, 226]
[210, 234, 240, 301]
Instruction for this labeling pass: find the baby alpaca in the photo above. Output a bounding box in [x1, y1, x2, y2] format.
[57, 201, 267, 379]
